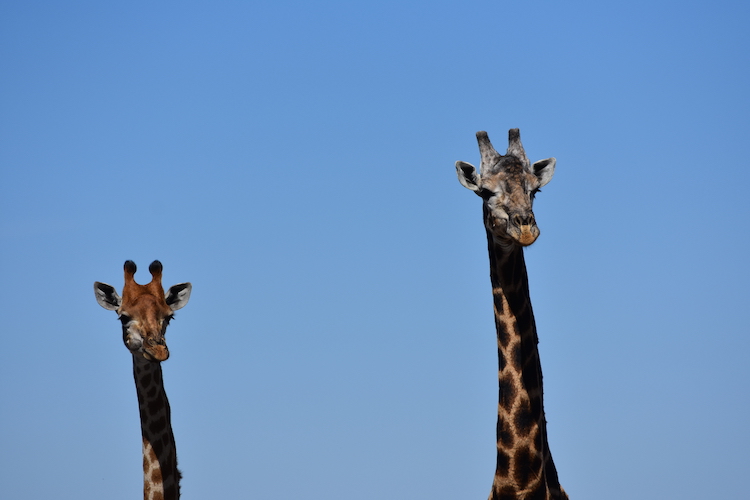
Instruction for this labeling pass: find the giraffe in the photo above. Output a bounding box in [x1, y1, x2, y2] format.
[456, 129, 567, 500]
[94, 260, 192, 500]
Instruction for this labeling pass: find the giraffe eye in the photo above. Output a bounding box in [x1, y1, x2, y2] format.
[161, 315, 174, 334]
[118, 314, 131, 324]
[478, 188, 494, 200]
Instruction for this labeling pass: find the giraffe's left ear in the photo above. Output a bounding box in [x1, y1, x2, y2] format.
[532, 158, 556, 188]
[166, 283, 192, 311]
[94, 282, 121, 311]
[456, 161, 482, 192]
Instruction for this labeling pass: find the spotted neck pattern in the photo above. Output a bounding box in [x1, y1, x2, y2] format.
[486, 223, 567, 500]
[132, 353, 180, 500]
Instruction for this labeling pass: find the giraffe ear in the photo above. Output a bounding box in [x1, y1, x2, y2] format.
[532, 157, 556, 188]
[94, 282, 121, 311]
[166, 283, 192, 311]
[456, 161, 481, 192]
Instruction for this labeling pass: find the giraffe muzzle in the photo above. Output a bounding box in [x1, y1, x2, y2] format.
[508, 213, 540, 246]
[143, 338, 170, 362]
[516, 225, 539, 246]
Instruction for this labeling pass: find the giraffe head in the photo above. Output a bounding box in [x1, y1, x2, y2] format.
[456, 129, 556, 246]
[94, 260, 191, 362]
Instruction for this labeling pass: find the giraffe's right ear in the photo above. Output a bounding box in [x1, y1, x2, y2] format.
[166, 283, 192, 311]
[456, 161, 481, 192]
[94, 282, 121, 311]
[532, 157, 556, 188]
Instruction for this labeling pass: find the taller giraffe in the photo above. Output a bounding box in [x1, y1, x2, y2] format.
[456, 129, 567, 500]
[94, 260, 192, 500]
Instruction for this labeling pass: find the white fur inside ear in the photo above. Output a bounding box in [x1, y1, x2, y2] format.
[456, 161, 481, 191]
[94, 282, 121, 311]
[532, 157, 556, 188]
[166, 283, 192, 311]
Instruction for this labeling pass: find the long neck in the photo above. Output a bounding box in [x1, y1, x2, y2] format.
[486, 226, 566, 500]
[132, 355, 181, 500]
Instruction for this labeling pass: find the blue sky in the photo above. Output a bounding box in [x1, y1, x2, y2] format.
[1, 1, 748, 498]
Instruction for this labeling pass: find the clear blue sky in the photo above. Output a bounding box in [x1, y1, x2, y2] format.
[1, 1, 748, 499]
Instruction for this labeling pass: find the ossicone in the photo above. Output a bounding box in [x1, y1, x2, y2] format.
[506, 128, 528, 165]
[149, 260, 163, 275]
[476, 131, 501, 172]
[123, 260, 137, 282]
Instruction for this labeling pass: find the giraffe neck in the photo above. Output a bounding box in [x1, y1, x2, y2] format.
[132, 355, 181, 500]
[486, 229, 566, 500]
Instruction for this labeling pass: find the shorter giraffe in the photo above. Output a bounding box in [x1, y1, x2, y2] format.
[94, 260, 191, 500]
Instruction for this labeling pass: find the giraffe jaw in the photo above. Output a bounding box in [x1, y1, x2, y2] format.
[515, 225, 540, 246]
[126, 333, 169, 361]
[141, 345, 169, 362]
[503, 219, 540, 246]
[491, 222, 540, 247]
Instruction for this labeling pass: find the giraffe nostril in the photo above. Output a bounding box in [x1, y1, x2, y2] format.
[512, 214, 535, 227]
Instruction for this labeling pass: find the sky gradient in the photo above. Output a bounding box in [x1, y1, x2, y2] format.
[1, 1, 749, 499]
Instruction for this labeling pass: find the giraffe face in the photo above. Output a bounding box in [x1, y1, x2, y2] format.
[95, 260, 191, 362]
[118, 293, 176, 361]
[456, 129, 555, 247]
[476, 158, 545, 246]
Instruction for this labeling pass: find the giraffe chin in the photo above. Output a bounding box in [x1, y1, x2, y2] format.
[514, 226, 539, 246]
[142, 347, 169, 362]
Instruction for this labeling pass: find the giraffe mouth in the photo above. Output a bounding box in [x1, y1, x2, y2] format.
[142, 344, 170, 362]
[517, 226, 539, 246]
[507, 224, 540, 246]
[489, 212, 540, 247]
